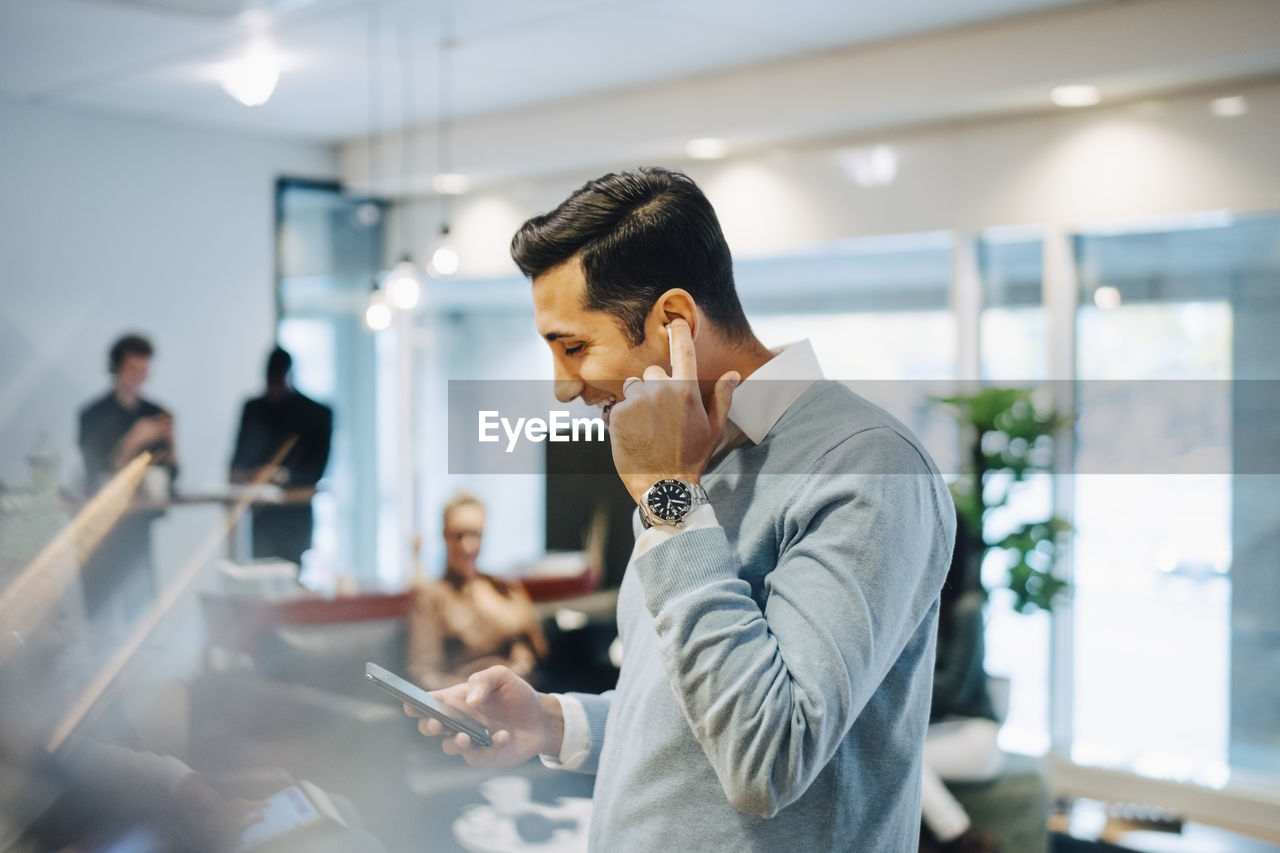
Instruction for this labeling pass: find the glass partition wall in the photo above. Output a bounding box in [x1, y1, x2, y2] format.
[274, 179, 385, 586]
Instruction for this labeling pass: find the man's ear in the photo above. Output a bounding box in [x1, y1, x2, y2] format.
[650, 289, 699, 341]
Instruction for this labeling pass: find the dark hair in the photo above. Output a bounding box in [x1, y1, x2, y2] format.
[108, 334, 153, 374]
[510, 168, 751, 345]
[266, 347, 293, 383]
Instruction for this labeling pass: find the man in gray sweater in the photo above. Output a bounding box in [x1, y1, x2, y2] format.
[412, 168, 955, 851]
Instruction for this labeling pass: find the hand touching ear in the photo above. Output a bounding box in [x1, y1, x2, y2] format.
[608, 318, 740, 502]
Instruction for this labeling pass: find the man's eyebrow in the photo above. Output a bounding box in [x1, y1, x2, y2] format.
[541, 330, 575, 342]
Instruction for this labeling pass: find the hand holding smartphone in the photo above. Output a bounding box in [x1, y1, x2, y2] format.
[364, 662, 493, 747]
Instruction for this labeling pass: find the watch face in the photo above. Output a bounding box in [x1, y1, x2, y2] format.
[646, 479, 693, 523]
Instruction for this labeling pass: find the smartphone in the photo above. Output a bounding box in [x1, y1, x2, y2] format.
[233, 781, 342, 852]
[364, 662, 493, 747]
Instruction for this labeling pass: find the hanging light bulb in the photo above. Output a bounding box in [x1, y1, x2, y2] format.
[220, 40, 280, 107]
[385, 256, 422, 309]
[365, 298, 393, 331]
[429, 223, 459, 276]
[364, 285, 393, 331]
[429, 18, 461, 280]
[431, 246, 459, 276]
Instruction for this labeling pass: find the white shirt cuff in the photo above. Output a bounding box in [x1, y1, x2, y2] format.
[631, 503, 720, 559]
[540, 693, 591, 770]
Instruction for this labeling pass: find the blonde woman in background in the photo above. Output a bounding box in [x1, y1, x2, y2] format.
[407, 492, 548, 691]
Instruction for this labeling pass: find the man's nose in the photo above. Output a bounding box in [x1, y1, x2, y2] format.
[552, 359, 583, 403]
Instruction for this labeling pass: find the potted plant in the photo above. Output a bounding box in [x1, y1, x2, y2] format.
[931, 387, 1072, 613]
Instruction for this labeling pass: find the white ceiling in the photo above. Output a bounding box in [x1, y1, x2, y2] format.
[0, 0, 1101, 143]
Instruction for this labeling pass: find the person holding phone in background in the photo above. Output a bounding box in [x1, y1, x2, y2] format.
[77, 333, 177, 636]
[408, 169, 955, 851]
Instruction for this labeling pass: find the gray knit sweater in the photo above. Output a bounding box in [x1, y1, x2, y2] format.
[568, 380, 955, 851]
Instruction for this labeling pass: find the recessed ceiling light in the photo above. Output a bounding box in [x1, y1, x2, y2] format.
[685, 138, 729, 160]
[1209, 95, 1248, 118]
[1050, 84, 1101, 108]
[838, 145, 898, 188]
[432, 173, 471, 195]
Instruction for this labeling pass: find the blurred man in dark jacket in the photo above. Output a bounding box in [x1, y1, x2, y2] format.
[230, 347, 333, 567]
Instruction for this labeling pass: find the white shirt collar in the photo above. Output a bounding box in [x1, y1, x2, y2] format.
[726, 339, 823, 445]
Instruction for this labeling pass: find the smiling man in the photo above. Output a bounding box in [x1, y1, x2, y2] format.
[410, 168, 956, 851]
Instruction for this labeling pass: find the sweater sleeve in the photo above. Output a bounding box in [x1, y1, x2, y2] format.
[633, 427, 952, 818]
[561, 689, 614, 775]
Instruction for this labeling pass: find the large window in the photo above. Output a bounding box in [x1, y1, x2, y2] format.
[1072, 213, 1280, 788]
[979, 230, 1049, 382]
[738, 233, 958, 474]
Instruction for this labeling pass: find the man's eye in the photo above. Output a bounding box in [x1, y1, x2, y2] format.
[564, 344, 584, 356]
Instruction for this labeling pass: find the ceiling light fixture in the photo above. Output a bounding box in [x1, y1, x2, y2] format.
[1050, 84, 1101, 108]
[685, 137, 729, 160]
[364, 289, 393, 331]
[385, 256, 422, 309]
[220, 41, 280, 106]
[431, 244, 460, 276]
[362, 3, 392, 332]
[432, 173, 471, 195]
[431, 11, 460, 277]
[383, 15, 423, 305]
[1209, 95, 1248, 118]
[1093, 285, 1122, 310]
[839, 145, 898, 188]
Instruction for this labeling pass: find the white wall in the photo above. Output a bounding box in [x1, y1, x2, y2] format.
[0, 98, 336, 493]
[0, 98, 335, 682]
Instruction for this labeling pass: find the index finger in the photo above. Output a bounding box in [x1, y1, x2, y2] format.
[667, 319, 697, 381]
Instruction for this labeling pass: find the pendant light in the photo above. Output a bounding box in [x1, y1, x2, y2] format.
[430, 8, 460, 277]
[386, 17, 423, 307]
[364, 286, 393, 331]
[363, 2, 391, 331]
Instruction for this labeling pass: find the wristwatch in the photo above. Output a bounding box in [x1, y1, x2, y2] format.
[639, 478, 709, 529]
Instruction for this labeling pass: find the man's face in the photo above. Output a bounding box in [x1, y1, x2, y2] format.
[114, 354, 150, 396]
[532, 257, 668, 426]
[442, 503, 485, 577]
